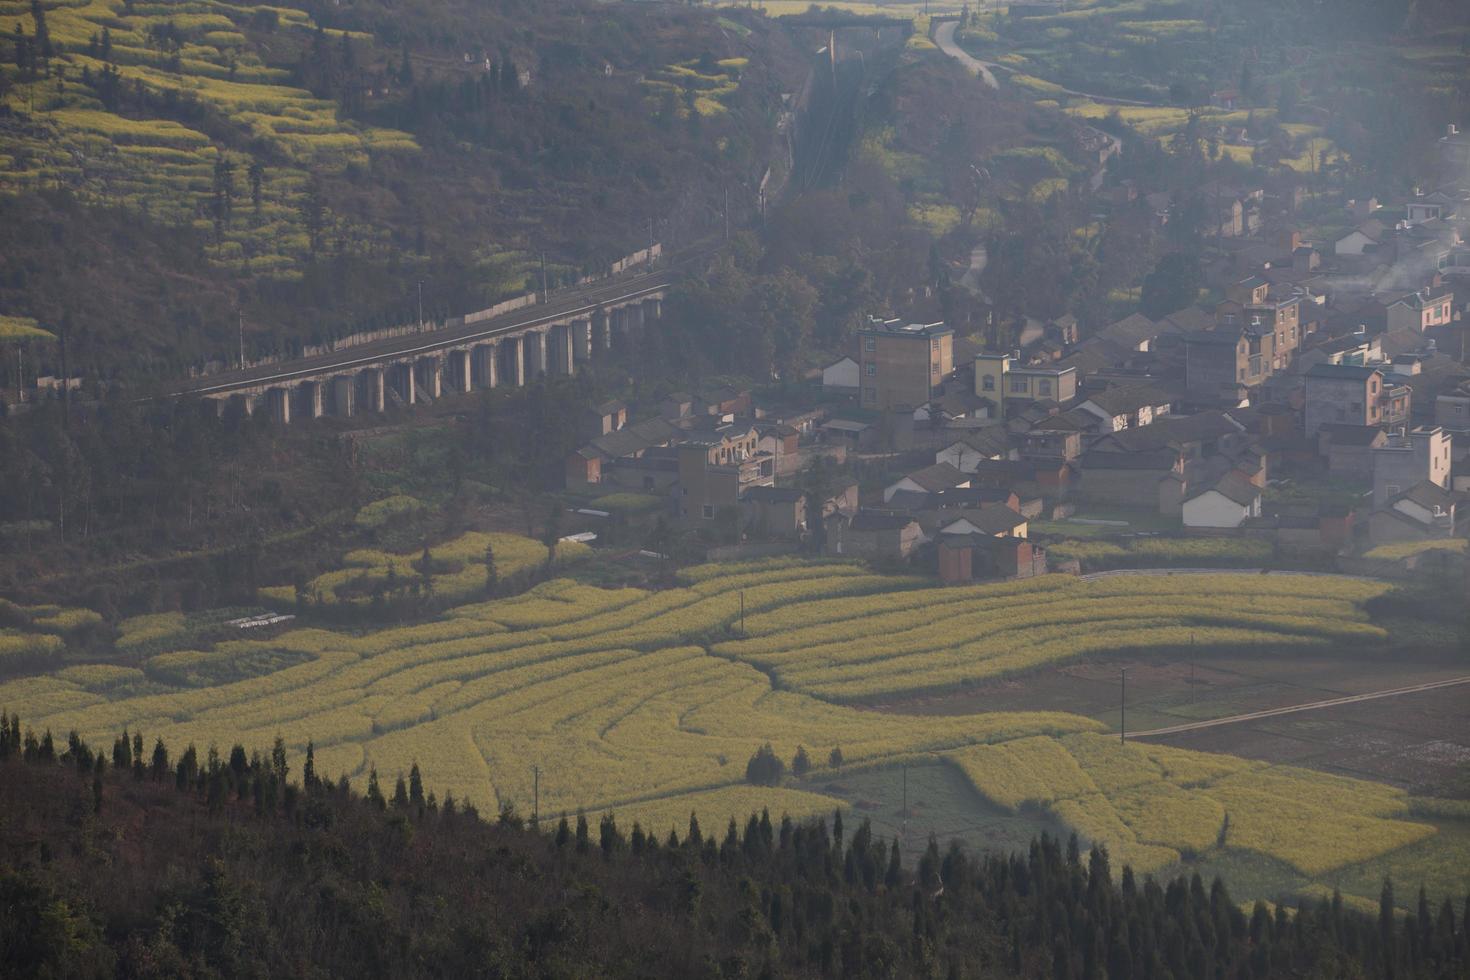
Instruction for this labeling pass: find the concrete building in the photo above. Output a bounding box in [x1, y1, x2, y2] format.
[1076, 384, 1174, 432]
[1371, 426, 1453, 508]
[740, 486, 807, 537]
[1303, 364, 1385, 436]
[1386, 285, 1455, 333]
[829, 511, 922, 560]
[858, 318, 954, 410]
[973, 353, 1079, 414]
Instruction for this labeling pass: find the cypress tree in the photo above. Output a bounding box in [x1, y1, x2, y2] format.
[391, 773, 409, 808]
[366, 767, 386, 809]
[408, 762, 425, 809]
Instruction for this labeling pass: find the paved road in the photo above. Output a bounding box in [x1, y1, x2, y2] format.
[172, 267, 675, 398]
[934, 20, 997, 89]
[1128, 675, 1470, 739]
[933, 18, 1162, 108]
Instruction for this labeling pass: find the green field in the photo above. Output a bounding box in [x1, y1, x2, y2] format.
[0, 557, 1463, 907]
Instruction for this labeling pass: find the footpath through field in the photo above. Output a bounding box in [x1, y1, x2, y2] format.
[1128, 675, 1470, 739]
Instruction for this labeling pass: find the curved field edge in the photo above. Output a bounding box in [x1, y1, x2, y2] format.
[0, 566, 1414, 874]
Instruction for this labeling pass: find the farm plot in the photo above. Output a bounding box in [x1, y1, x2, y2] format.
[0, 560, 1099, 819]
[1, 562, 1437, 892]
[946, 733, 1436, 877]
[713, 573, 1390, 703]
[257, 530, 589, 609]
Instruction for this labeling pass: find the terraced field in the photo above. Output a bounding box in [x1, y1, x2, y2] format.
[0, 0, 417, 277]
[950, 734, 1435, 876]
[1, 560, 1452, 898]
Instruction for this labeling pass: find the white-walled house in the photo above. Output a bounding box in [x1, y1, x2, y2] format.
[822, 356, 859, 391]
[1182, 473, 1262, 529]
[883, 462, 970, 503]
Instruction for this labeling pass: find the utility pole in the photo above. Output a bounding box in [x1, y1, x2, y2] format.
[1120, 666, 1128, 744]
[540, 252, 549, 302]
[722, 185, 730, 241]
[238, 310, 245, 370]
[739, 590, 746, 635]
[1190, 632, 1196, 704]
[417, 280, 424, 331]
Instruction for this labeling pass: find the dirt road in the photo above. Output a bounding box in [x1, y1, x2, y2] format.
[1128, 675, 1470, 739]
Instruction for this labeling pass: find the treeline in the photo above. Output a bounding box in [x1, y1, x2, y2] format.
[1, 715, 1465, 978]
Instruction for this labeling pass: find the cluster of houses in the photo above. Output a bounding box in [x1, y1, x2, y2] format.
[811, 181, 1470, 575]
[564, 160, 1468, 582]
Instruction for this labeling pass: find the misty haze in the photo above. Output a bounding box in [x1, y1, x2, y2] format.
[0, 0, 1467, 975]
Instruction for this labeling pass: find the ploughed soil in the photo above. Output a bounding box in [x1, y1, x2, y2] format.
[870, 652, 1470, 794]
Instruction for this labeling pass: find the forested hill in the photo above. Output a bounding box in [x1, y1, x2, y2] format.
[0, 0, 798, 377]
[2, 725, 1465, 978]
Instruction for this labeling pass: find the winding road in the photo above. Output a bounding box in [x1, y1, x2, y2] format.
[1127, 675, 1470, 739]
[933, 20, 997, 89]
[932, 18, 1163, 108]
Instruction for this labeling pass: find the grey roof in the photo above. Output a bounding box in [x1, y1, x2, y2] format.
[1305, 363, 1380, 380]
[1318, 423, 1386, 447]
[587, 417, 679, 459]
[1185, 329, 1242, 347]
[742, 486, 805, 504]
[1083, 384, 1174, 415]
[940, 507, 1028, 535]
[1093, 411, 1241, 452]
[1191, 471, 1260, 507]
[1081, 449, 1180, 471]
[848, 511, 917, 532]
[897, 462, 969, 492]
[1390, 481, 1458, 511]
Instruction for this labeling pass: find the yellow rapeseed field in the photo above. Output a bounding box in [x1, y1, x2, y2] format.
[0, 562, 1428, 885]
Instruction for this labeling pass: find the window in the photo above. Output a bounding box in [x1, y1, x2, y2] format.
[863, 386, 877, 403]
[931, 339, 940, 350]
[1038, 379, 1052, 396]
[1386, 484, 1401, 497]
[1239, 367, 1246, 380]
[1371, 380, 1378, 393]
[982, 375, 995, 391]
[865, 363, 876, 377]
[701, 504, 714, 519]
[1010, 377, 1028, 394]
[864, 337, 876, 352]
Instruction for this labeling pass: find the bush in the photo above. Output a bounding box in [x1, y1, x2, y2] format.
[792, 745, 811, 777]
[745, 743, 785, 786]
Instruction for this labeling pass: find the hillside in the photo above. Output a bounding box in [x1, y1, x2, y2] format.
[2, 735, 1464, 978]
[0, 0, 800, 377]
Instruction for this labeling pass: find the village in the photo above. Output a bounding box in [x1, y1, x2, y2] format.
[562, 126, 1470, 583]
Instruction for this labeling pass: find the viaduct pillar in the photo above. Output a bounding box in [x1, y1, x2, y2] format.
[268, 387, 292, 424]
[417, 356, 443, 400]
[571, 319, 591, 366]
[472, 343, 498, 389]
[390, 362, 416, 405]
[332, 376, 356, 417]
[448, 349, 473, 394]
[502, 336, 525, 387]
[359, 368, 386, 413]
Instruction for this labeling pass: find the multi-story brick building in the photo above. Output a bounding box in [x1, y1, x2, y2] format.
[857, 318, 953, 410]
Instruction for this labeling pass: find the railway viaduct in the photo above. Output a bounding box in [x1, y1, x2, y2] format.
[171, 259, 671, 424]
